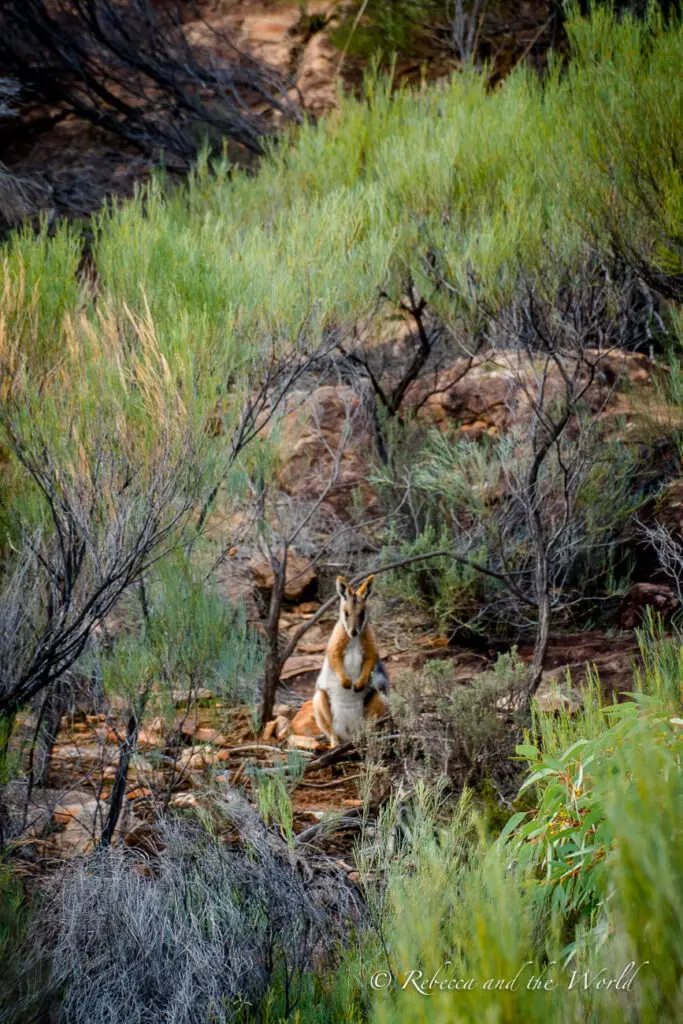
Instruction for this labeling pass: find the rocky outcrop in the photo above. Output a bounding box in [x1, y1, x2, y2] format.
[412, 349, 654, 438]
[249, 551, 317, 601]
[619, 582, 679, 629]
[185, 1, 341, 115]
[276, 384, 376, 515]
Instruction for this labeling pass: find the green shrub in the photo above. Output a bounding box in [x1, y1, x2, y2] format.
[92, 554, 264, 751]
[376, 419, 641, 636]
[389, 649, 529, 785]
[3, 6, 679, 372]
[349, 632, 683, 1023]
[329, 1, 436, 60]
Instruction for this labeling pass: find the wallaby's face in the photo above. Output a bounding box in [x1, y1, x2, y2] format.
[336, 575, 374, 639]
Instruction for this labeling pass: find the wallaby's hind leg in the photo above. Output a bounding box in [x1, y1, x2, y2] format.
[364, 688, 388, 722]
[313, 689, 339, 747]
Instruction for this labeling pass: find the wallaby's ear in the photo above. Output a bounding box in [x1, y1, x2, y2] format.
[336, 576, 350, 600]
[357, 574, 375, 599]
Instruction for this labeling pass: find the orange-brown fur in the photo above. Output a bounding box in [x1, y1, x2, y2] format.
[363, 689, 387, 721]
[311, 689, 334, 735]
[325, 620, 379, 691]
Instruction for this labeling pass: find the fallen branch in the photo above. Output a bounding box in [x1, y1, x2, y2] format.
[294, 813, 364, 846]
[305, 741, 356, 771]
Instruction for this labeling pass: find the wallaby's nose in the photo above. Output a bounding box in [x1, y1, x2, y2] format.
[351, 629, 358, 637]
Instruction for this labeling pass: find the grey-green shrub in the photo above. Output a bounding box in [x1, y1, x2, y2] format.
[5, 817, 330, 1024]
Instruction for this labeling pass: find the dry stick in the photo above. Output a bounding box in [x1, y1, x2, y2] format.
[335, 0, 370, 79]
[294, 814, 364, 846]
[305, 740, 356, 771]
[304, 712, 393, 772]
[294, 787, 393, 846]
[220, 744, 289, 756]
[297, 773, 362, 789]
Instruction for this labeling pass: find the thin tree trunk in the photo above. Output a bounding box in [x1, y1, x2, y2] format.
[33, 678, 68, 789]
[369, 394, 389, 466]
[0, 712, 16, 851]
[525, 453, 551, 701]
[260, 551, 287, 727]
[529, 548, 550, 697]
[100, 711, 138, 847]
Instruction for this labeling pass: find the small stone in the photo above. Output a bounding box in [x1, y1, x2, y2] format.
[194, 727, 228, 744]
[126, 787, 153, 801]
[169, 793, 198, 809]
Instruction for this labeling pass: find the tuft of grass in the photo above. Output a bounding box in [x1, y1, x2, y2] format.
[6, 816, 337, 1024]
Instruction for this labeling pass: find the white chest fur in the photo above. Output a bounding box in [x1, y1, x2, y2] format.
[343, 637, 363, 682]
[315, 644, 366, 743]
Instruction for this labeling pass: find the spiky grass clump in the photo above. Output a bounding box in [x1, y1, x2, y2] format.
[5, 814, 347, 1024]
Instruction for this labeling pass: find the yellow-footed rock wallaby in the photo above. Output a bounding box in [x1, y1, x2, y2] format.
[313, 575, 389, 747]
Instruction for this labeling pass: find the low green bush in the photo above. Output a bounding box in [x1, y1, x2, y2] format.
[342, 627, 683, 1023]
[389, 649, 529, 785]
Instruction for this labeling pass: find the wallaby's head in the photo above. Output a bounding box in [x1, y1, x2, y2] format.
[335, 575, 375, 638]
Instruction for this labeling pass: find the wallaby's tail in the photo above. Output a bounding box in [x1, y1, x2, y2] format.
[371, 660, 390, 692]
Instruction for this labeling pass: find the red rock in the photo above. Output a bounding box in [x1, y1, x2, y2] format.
[619, 583, 678, 629]
[249, 552, 317, 600]
[53, 805, 82, 825]
[194, 727, 229, 745]
[280, 654, 324, 680]
[126, 787, 153, 801]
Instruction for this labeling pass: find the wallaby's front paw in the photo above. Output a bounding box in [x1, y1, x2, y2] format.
[353, 680, 367, 692]
[340, 675, 354, 689]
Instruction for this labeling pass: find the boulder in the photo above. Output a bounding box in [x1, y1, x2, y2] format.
[412, 349, 655, 440]
[619, 582, 679, 629]
[280, 653, 324, 681]
[249, 551, 317, 601]
[653, 479, 683, 537]
[275, 385, 376, 516]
